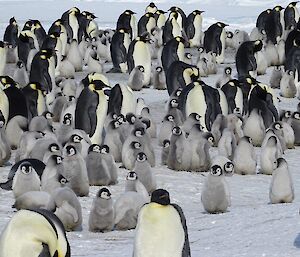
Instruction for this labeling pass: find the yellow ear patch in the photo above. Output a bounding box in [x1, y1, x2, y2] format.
[229, 82, 235, 87]
[246, 78, 252, 84]
[40, 55, 46, 60]
[176, 37, 181, 42]
[30, 83, 37, 90]
[255, 40, 261, 45]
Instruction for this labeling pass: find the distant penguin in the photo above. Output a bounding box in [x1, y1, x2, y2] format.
[133, 189, 190, 257]
[66, 39, 82, 72]
[161, 36, 185, 72]
[153, 66, 166, 90]
[201, 164, 230, 213]
[158, 114, 175, 145]
[236, 40, 263, 79]
[12, 161, 41, 198]
[89, 187, 114, 232]
[233, 136, 256, 175]
[280, 70, 296, 98]
[127, 35, 151, 86]
[269, 66, 283, 88]
[52, 186, 82, 231]
[186, 10, 204, 47]
[215, 67, 232, 88]
[62, 145, 89, 196]
[269, 157, 294, 204]
[128, 65, 145, 91]
[161, 139, 170, 165]
[4, 17, 19, 48]
[109, 28, 130, 73]
[0, 209, 71, 257]
[0, 42, 7, 76]
[145, 2, 158, 13]
[243, 109, 266, 147]
[133, 152, 156, 194]
[288, 111, 300, 145]
[122, 140, 143, 170]
[167, 126, 185, 171]
[116, 10, 137, 40]
[260, 136, 282, 175]
[203, 22, 228, 63]
[104, 120, 123, 162]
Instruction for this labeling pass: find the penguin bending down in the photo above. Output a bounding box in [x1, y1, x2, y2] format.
[133, 189, 190, 257]
[0, 209, 71, 257]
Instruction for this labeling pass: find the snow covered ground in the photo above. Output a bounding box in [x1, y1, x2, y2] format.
[1, 1, 300, 257]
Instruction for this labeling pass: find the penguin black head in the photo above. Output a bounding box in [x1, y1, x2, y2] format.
[100, 144, 110, 154]
[203, 132, 214, 145]
[272, 122, 282, 131]
[175, 36, 185, 44]
[149, 2, 156, 8]
[19, 162, 34, 175]
[274, 5, 284, 11]
[224, 67, 232, 75]
[151, 189, 170, 206]
[170, 99, 179, 108]
[111, 120, 120, 129]
[97, 188, 111, 199]
[216, 22, 228, 28]
[253, 40, 263, 52]
[165, 114, 174, 122]
[9, 17, 17, 24]
[124, 10, 136, 15]
[185, 52, 192, 60]
[131, 141, 141, 149]
[190, 112, 201, 121]
[198, 46, 205, 53]
[16, 61, 24, 69]
[63, 113, 72, 125]
[281, 110, 291, 120]
[117, 114, 125, 124]
[293, 111, 300, 120]
[43, 111, 54, 120]
[275, 65, 281, 71]
[289, 2, 299, 7]
[172, 126, 182, 136]
[50, 155, 63, 165]
[145, 12, 155, 18]
[49, 143, 60, 153]
[58, 174, 68, 185]
[191, 123, 203, 132]
[288, 70, 294, 76]
[0, 41, 5, 48]
[70, 134, 83, 143]
[126, 113, 136, 124]
[226, 31, 233, 39]
[138, 65, 145, 72]
[174, 88, 182, 97]
[276, 157, 287, 168]
[134, 127, 145, 137]
[136, 152, 147, 162]
[108, 112, 118, 121]
[224, 162, 234, 176]
[65, 145, 76, 156]
[127, 171, 138, 180]
[156, 66, 162, 73]
[193, 10, 205, 15]
[88, 144, 101, 153]
[141, 118, 151, 129]
[210, 165, 223, 176]
[156, 9, 167, 15]
[163, 139, 170, 148]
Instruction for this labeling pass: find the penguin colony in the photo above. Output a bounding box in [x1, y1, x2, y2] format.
[0, 1, 299, 256]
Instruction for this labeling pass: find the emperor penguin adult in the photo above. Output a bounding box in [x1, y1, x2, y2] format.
[186, 10, 204, 47]
[221, 79, 244, 115]
[0, 209, 71, 257]
[162, 11, 182, 45]
[161, 36, 185, 72]
[138, 12, 156, 36]
[4, 17, 19, 48]
[127, 35, 151, 87]
[201, 164, 230, 213]
[12, 161, 41, 198]
[233, 136, 257, 175]
[61, 7, 80, 41]
[108, 83, 136, 116]
[108, 28, 131, 73]
[235, 40, 263, 79]
[145, 2, 158, 14]
[284, 2, 300, 30]
[269, 157, 294, 204]
[89, 187, 115, 232]
[133, 189, 191, 257]
[203, 22, 228, 64]
[116, 10, 137, 40]
[265, 6, 284, 44]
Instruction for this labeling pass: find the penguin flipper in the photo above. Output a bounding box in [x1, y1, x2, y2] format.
[171, 204, 191, 257]
[0, 179, 13, 190]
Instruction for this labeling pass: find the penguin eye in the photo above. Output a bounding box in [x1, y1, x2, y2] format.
[211, 166, 222, 176]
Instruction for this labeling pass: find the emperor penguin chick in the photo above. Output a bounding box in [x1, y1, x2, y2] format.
[140, 107, 157, 138]
[201, 164, 230, 213]
[12, 161, 41, 198]
[13, 61, 29, 87]
[260, 136, 282, 175]
[280, 70, 296, 98]
[215, 67, 232, 88]
[167, 126, 185, 171]
[243, 109, 266, 147]
[153, 66, 166, 90]
[233, 136, 257, 175]
[217, 128, 236, 160]
[133, 152, 156, 194]
[128, 65, 144, 91]
[161, 139, 170, 165]
[269, 66, 282, 89]
[158, 114, 175, 146]
[104, 119, 123, 162]
[89, 187, 114, 232]
[269, 158, 294, 204]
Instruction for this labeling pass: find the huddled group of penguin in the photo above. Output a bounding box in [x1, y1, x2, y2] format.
[0, 1, 300, 256]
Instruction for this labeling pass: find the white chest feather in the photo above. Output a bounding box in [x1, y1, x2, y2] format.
[120, 85, 136, 115]
[172, 19, 181, 38]
[0, 90, 9, 126]
[69, 14, 79, 40]
[271, 167, 293, 197]
[37, 90, 46, 115]
[134, 203, 184, 257]
[133, 41, 151, 85]
[0, 47, 7, 76]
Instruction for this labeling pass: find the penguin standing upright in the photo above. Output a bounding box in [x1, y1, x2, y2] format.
[109, 28, 130, 73]
[61, 7, 80, 41]
[162, 11, 182, 45]
[186, 10, 204, 47]
[203, 22, 228, 64]
[265, 6, 284, 44]
[133, 189, 190, 257]
[4, 17, 19, 48]
[138, 13, 156, 36]
[116, 10, 137, 40]
[284, 2, 300, 30]
[0, 42, 7, 76]
[127, 35, 151, 87]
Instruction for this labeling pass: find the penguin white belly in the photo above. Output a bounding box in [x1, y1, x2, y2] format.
[0, 91, 9, 126]
[186, 86, 207, 131]
[90, 92, 108, 144]
[172, 20, 181, 38]
[190, 16, 202, 47]
[260, 148, 277, 175]
[0, 48, 7, 76]
[69, 15, 79, 40]
[37, 91, 46, 116]
[120, 86, 136, 115]
[218, 89, 228, 115]
[295, 8, 300, 24]
[133, 42, 151, 86]
[270, 170, 293, 202]
[134, 203, 184, 257]
[157, 16, 166, 29]
[176, 43, 185, 62]
[146, 18, 156, 34]
[60, 27, 68, 55]
[235, 88, 244, 114]
[130, 16, 137, 39]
